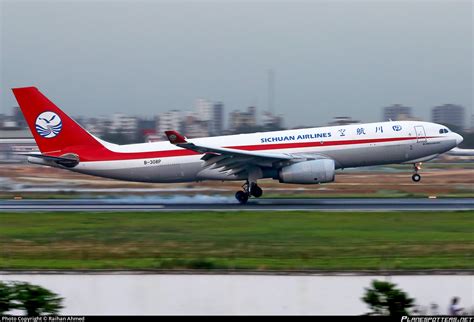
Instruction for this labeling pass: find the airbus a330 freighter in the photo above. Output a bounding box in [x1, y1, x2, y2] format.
[13, 87, 463, 204]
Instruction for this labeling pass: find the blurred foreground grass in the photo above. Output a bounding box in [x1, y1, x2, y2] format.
[0, 211, 473, 270]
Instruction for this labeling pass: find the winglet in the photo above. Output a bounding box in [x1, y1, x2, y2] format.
[165, 130, 187, 144]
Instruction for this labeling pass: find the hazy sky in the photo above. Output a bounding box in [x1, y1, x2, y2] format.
[1, 0, 472, 127]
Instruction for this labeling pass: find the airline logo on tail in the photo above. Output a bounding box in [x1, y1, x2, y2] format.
[35, 111, 62, 138]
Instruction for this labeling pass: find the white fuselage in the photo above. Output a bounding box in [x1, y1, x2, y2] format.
[29, 120, 462, 183]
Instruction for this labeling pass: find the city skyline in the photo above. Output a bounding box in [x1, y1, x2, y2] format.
[1, 1, 472, 127]
[1, 99, 469, 133]
[0, 95, 472, 157]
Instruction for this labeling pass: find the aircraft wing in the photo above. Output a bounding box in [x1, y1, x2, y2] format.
[164, 130, 305, 176]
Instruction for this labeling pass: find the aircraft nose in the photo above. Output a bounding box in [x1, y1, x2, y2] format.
[455, 133, 463, 145]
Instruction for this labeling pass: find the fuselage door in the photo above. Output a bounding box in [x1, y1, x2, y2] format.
[414, 125, 427, 143]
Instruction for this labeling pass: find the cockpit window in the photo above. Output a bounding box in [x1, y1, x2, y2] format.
[439, 128, 449, 134]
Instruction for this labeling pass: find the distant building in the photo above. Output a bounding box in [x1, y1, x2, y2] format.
[431, 104, 465, 129]
[78, 116, 110, 137]
[144, 133, 163, 142]
[0, 107, 26, 130]
[142, 129, 160, 143]
[137, 117, 159, 142]
[137, 117, 157, 132]
[262, 111, 283, 130]
[248, 106, 257, 120]
[211, 102, 224, 135]
[383, 104, 413, 121]
[194, 98, 213, 122]
[110, 113, 138, 139]
[158, 110, 181, 135]
[328, 116, 360, 126]
[12, 106, 27, 128]
[194, 98, 224, 136]
[0, 128, 36, 163]
[182, 113, 209, 138]
[0, 119, 19, 129]
[0, 128, 33, 141]
[229, 107, 257, 132]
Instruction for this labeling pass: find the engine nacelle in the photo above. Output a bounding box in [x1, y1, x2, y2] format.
[278, 159, 335, 184]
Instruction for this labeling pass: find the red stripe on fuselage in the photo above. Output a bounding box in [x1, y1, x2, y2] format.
[66, 136, 430, 162]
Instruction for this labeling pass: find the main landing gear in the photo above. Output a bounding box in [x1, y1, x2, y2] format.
[412, 162, 422, 182]
[235, 191, 248, 204]
[235, 181, 263, 204]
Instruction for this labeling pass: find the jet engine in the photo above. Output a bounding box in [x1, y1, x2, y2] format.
[278, 159, 335, 184]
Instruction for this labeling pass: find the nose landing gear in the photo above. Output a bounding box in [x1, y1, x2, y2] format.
[412, 163, 422, 182]
[235, 181, 264, 204]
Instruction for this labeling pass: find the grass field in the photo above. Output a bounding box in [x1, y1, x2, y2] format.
[0, 211, 473, 270]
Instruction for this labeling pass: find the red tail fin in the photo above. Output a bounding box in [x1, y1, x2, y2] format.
[12, 87, 103, 154]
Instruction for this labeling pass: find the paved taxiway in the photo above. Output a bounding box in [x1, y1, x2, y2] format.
[1, 198, 473, 211]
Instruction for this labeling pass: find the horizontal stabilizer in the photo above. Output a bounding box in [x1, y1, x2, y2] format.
[22, 153, 79, 168]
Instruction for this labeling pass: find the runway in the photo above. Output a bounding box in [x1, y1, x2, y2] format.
[1, 198, 473, 211]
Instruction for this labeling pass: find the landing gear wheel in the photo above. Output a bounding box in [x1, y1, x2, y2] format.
[250, 184, 263, 198]
[235, 191, 249, 204]
[412, 163, 422, 183]
[412, 174, 421, 182]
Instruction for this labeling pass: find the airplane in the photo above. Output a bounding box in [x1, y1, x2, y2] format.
[12, 86, 464, 204]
